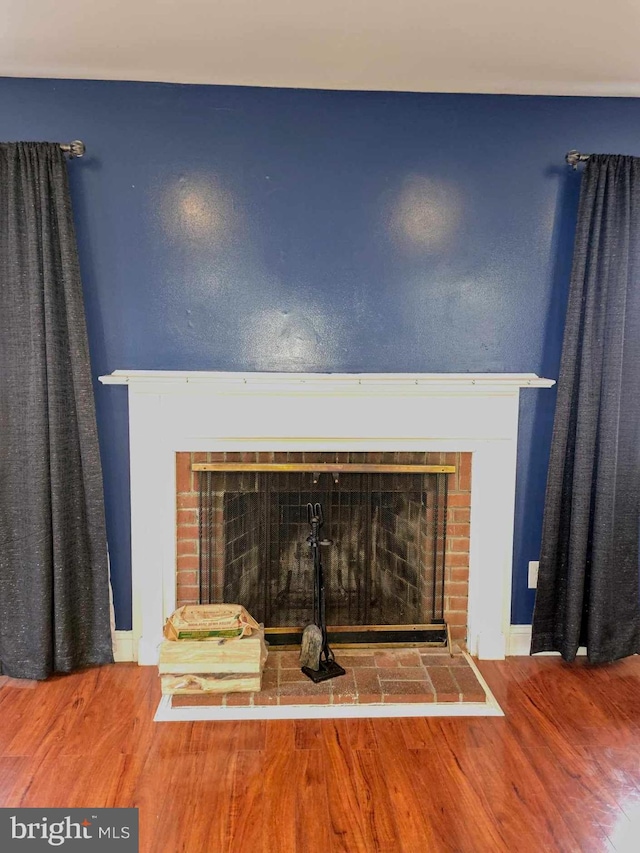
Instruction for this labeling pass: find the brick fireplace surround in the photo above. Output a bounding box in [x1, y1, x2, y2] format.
[99, 371, 554, 669]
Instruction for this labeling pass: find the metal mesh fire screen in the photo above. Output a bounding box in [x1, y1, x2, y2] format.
[198, 469, 448, 642]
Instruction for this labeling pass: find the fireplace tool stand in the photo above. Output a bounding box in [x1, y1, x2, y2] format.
[300, 502, 346, 683]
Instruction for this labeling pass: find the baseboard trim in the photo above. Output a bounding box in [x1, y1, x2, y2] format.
[114, 625, 585, 662]
[113, 631, 137, 662]
[507, 625, 586, 657]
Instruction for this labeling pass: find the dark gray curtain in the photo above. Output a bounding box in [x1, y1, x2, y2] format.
[531, 154, 640, 663]
[0, 142, 113, 679]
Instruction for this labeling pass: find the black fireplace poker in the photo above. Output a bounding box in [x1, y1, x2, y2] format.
[300, 502, 346, 683]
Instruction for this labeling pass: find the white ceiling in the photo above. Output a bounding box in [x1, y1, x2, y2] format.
[3, 0, 640, 97]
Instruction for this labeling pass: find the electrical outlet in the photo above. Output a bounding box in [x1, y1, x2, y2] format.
[528, 561, 539, 589]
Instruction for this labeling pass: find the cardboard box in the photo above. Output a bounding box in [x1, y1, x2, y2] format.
[159, 605, 267, 695]
[163, 603, 261, 641]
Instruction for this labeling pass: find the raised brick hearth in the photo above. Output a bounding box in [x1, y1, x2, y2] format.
[171, 647, 486, 709]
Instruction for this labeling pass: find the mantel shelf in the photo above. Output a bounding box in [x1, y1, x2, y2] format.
[99, 370, 555, 389]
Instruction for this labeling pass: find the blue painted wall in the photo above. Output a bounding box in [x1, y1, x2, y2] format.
[2, 77, 639, 629]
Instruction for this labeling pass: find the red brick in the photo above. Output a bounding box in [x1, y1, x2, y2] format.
[382, 678, 434, 702]
[395, 650, 422, 667]
[451, 668, 486, 703]
[447, 538, 469, 552]
[374, 652, 400, 668]
[459, 453, 472, 492]
[448, 523, 470, 538]
[177, 509, 198, 526]
[177, 539, 198, 556]
[429, 667, 460, 699]
[225, 693, 252, 706]
[382, 693, 435, 704]
[176, 570, 197, 586]
[286, 695, 333, 705]
[376, 667, 426, 681]
[446, 597, 469, 612]
[335, 653, 376, 668]
[447, 581, 469, 597]
[446, 553, 469, 567]
[445, 611, 468, 626]
[354, 669, 381, 695]
[279, 669, 309, 684]
[177, 555, 199, 571]
[450, 567, 470, 582]
[274, 651, 302, 669]
[327, 672, 357, 698]
[175, 453, 193, 494]
[177, 584, 200, 599]
[177, 494, 199, 510]
[253, 689, 279, 706]
[443, 652, 466, 664]
[192, 452, 208, 463]
[256, 669, 279, 693]
[447, 493, 471, 508]
[278, 681, 331, 699]
[172, 695, 224, 707]
[177, 524, 199, 540]
[357, 694, 384, 704]
[448, 626, 467, 643]
[449, 508, 471, 524]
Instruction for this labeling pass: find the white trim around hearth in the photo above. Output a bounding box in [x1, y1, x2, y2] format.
[99, 371, 555, 666]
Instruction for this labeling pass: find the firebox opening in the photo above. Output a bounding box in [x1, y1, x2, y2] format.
[196, 463, 451, 647]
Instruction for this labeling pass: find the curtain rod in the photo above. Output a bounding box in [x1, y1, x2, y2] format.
[566, 149, 591, 169]
[59, 140, 85, 158]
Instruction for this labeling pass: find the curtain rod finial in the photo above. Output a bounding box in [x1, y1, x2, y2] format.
[566, 149, 588, 169]
[68, 140, 85, 158]
[60, 140, 85, 158]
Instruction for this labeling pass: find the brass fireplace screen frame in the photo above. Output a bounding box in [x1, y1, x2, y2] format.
[193, 461, 456, 647]
[193, 463, 455, 474]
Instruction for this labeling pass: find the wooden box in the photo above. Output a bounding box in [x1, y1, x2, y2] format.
[158, 633, 265, 695]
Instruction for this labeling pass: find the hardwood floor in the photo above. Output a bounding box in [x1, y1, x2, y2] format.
[2, 656, 640, 851]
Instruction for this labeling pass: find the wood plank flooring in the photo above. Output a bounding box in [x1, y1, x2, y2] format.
[2, 657, 640, 851]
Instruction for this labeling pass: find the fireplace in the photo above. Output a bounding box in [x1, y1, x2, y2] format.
[99, 370, 554, 664]
[177, 451, 469, 647]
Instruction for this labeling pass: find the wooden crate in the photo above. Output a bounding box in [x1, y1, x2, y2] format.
[160, 673, 261, 695]
[158, 635, 264, 695]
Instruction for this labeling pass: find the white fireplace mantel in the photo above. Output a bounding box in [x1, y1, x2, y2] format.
[99, 371, 555, 664]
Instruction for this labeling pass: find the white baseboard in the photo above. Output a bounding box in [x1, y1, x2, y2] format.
[113, 630, 137, 662]
[507, 625, 586, 657]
